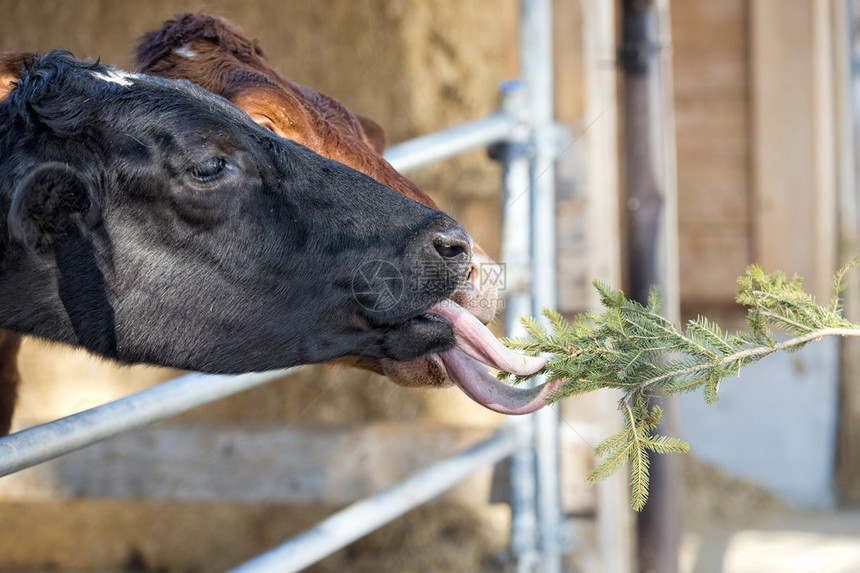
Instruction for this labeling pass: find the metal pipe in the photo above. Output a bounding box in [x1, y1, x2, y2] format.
[384, 112, 521, 172]
[521, 0, 563, 571]
[620, 1, 681, 572]
[228, 426, 524, 573]
[0, 369, 295, 476]
[496, 80, 542, 570]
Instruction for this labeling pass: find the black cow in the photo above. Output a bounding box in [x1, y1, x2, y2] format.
[0, 50, 472, 376]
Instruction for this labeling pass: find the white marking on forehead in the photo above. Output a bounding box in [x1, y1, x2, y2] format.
[92, 69, 136, 87]
[173, 44, 197, 58]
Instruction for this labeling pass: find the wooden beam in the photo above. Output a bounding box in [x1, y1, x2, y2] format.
[0, 423, 494, 504]
[751, 0, 837, 301]
[578, 1, 633, 572]
[832, 0, 860, 504]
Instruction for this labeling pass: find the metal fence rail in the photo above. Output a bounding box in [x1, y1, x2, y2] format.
[230, 426, 524, 573]
[384, 112, 522, 173]
[0, 0, 563, 571]
[0, 369, 296, 476]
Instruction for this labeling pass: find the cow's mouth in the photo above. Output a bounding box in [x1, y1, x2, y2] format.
[424, 300, 559, 415]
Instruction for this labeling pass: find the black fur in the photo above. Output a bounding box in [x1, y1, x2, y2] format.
[0, 50, 471, 373]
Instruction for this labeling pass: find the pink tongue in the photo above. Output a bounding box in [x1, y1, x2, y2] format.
[438, 349, 560, 415]
[428, 301, 547, 375]
[428, 301, 558, 415]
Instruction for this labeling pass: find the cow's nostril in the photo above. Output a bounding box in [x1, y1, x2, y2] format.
[433, 229, 472, 261]
[466, 263, 479, 284]
[436, 243, 466, 259]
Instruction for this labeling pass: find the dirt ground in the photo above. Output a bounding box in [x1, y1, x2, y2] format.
[681, 458, 860, 573]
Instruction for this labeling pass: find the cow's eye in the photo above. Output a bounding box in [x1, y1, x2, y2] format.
[190, 157, 227, 183]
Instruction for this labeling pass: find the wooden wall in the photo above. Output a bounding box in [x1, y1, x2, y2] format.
[671, 0, 841, 315]
[671, 1, 752, 315]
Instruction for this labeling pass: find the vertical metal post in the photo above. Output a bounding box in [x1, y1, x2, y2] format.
[521, 0, 563, 572]
[838, 0, 860, 506]
[620, 1, 681, 572]
[498, 80, 542, 571]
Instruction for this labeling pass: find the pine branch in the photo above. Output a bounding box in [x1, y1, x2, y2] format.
[505, 258, 860, 510]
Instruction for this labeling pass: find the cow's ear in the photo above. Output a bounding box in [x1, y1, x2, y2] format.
[356, 115, 386, 154]
[231, 87, 307, 142]
[7, 163, 98, 254]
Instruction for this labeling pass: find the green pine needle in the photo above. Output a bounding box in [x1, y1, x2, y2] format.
[505, 257, 860, 511]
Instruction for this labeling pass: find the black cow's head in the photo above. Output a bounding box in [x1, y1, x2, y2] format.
[0, 50, 473, 373]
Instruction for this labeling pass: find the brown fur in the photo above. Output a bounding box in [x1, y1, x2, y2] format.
[0, 52, 34, 435]
[0, 52, 33, 100]
[136, 14, 436, 210]
[0, 332, 22, 436]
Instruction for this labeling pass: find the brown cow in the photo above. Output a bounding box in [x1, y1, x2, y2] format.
[134, 14, 560, 413]
[135, 14, 559, 415]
